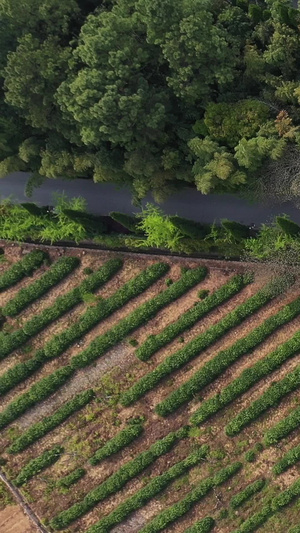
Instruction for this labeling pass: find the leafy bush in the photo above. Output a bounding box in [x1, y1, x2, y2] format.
[89, 424, 144, 466]
[264, 404, 300, 447]
[245, 450, 256, 463]
[230, 479, 265, 509]
[139, 463, 242, 533]
[190, 303, 300, 426]
[225, 365, 300, 436]
[14, 445, 63, 486]
[0, 250, 47, 291]
[86, 446, 209, 533]
[0, 259, 122, 359]
[57, 468, 86, 489]
[136, 273, 247, 361]
[276, 215, 300, 237]
[122, 275, 291, 408]
[169, 216, 210, 239]
[2, 256, 79, 316]
[50, 428, 187, 530]
[0, 366, 74, 430]
[183, 518, 215, 533]
[222, 220, 250, 241]
[8, 390, 95, 454]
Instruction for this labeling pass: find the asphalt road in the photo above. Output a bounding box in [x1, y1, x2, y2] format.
[1, 172, 300, 225]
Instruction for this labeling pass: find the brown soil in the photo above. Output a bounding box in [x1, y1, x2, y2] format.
[0, 505, 37, 533]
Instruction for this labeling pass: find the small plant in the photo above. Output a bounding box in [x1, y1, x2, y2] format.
[128, 338, 139, 347]
[165, 278, 174, 286]
[245, 450, 256, 463]
[82, 292, 97, 304]
[198, 289, 210, 299]
[83, 267, 93, 275]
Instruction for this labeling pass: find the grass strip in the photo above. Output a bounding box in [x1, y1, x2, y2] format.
[89, 424, 144, 465]
[14, 445, 63, 487]
[121, 275, 293, 408]
[183, 518, 215, 533]
[232, 477, 300, 533]
[230, 479, 265, 509]
[264, 405, 300, 447]
[0, 250, 47, 291]
[155, 293, 300, 417]
[2, 256, 79, 317]
[49, 428, 187, 530]
[85, 446, 209, 533]
[139, 462, 242, 533]
[136, 273, 247, 361]
[8, 389, 95, 454]
[225, 365, 300, 437]
[0, 259, 122, 358]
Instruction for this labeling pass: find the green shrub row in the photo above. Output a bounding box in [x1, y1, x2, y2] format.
[0, 262, 166, 396]
[0, 366, 74, 430]
[232, 477, 300, 533]
[190, 327, 300, 427]
[230, 479, 265, 509]
[90, 424, 144, 466]
[139, 462, 242, 533]
[49, 428, 187, 530]
[156, 292, 300, 417]
[264, 405, 300, 447]
[14, 445, 63, 487]
[8, 389, 95, 454]
[70, 268, 207, 371]
[0, 250, 47, 291]
[86, 446, 209, 533]
[0, 259, 122, 358]
[225, 365, 300, 437]
[183, 518, 215, 533]
[121, 275, 292, 408]
[2, 256, 80, 317]
[44, 261, 170, 359]
[273, 444, 300, 475]
[57, 468, 86, 489]
[136, 273, 248, 361]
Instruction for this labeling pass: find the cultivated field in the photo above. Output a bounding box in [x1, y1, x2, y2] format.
[1, 242, 300, 533]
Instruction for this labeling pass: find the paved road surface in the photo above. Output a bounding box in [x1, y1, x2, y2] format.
[1, 172, 300, 225]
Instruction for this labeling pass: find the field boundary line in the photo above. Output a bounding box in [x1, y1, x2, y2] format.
[0, 468, 49, 533]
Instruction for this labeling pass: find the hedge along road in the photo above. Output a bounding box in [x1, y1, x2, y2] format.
[2, 172, 300, 225]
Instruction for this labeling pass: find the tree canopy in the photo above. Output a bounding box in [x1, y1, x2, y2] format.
[2, 0, 300, 201]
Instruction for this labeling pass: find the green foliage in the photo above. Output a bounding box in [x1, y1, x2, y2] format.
[198, 289, 209, 300]
[121, 274, 291, 409]
[109, 212, 140, 233]
[225, 365, 300, 437]
[183, 518, 215, 533]
[230, 479, 265, 509]
[14, 445, 63, 487]
[276, 215, 300, 237]
[245, 450, 256, 463]
[49, 429, 187, 530]
[89, 424, 144, 466]
[139, 463, 242, 533]
[57, 468, 86, 489]
[0, 249, 47, 291]
[62, 209, 106, 235]
[169, 216, 210, 239]
[273, 445, 300, 476]
[135, 273, 247, 362]
[8, 390, 95, 454]
[1, 256, 79, 316]
[0, 259, 122, 359]
[264, 404, 300, 447]
[20, 203, 48, 216]
[191, 299, 300, 426]
[221, 220, 250, 241]
[86, 446, 209, 533]
[133, 205, 183, 252]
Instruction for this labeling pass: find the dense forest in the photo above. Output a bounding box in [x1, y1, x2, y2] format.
[1, 0, 300, 202]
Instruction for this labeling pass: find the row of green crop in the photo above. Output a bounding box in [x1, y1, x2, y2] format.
[190, 328, 300, 426]
[90, 424, 144, 466]
[8, 389, 95, 454]
[120, 275, 293, 408]
[264, 404, 300, 447]
[0, 250, 47, 291]
[0, 266, 208, 429]
[0, 259, 122, 358]
[230, 479, 265, 509]
[139, 462, 242, 533]
[86, 446, 209, 533]
[155, 292, 300, 417]
[136, 273, 248, 361]
[57, 468, 86, 489]
[183, 518, 215, 533]
[225, 365, 300, 437]
[232, 477, 300, 533]
[50, 428, 187, 530]
[14, 445, 63, 487]
[2, 256, 79, 317]
[273, 444, 300, 475]
[0, 261, 168, 399]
